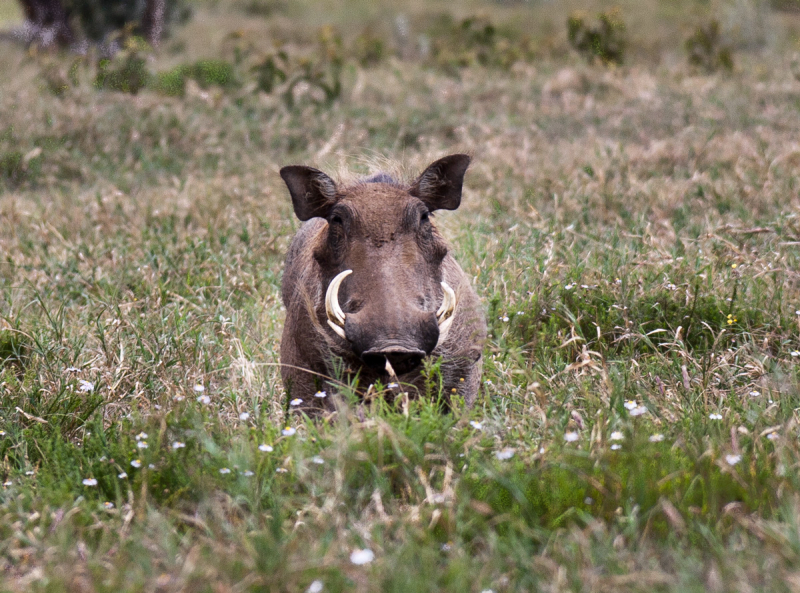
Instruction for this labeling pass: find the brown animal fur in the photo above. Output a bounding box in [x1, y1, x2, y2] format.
[278, 155, 486, 413]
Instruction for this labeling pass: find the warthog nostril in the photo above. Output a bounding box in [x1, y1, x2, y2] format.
[362, 349, 426, 375]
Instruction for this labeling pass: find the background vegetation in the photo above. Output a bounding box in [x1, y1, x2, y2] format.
[2, 0, 800, 590]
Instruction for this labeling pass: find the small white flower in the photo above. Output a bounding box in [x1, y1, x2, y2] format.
[243, 470, 254, 477]
[239, 412, 250, 421]
[314, 390, 327, 398]
[649, 434, 665, 442]
[725, 454, 741, 466]
[172, 441, 186, 449]
[3, 481, 11, 486]
[469, 421, 483, 430]
[103, 502, 114, 509]
[387, 383, 399, 389]
[709, 413, 723, 420]
[501, 316, 509, 322]
[196, 395, 211, 405]
[290, 398, 303, 407]
[78, 380, 94, 393]
[749, 391, 760, 397]
[610, 431, 624, 441]
[796, 310, 800, 316]
[791, 351, 800, 357]
[495, 448, 515, 460]
[282, 427, 296, 437]
[219, 468, 231, 475]
[136, 431, 148, 440]
[564, 431, 580, 442]
[148, 464, 156, 469]
[624, 400, 637, 410]
[485, 380, 493, 385]
[82, 478, 98, 486]
[611, 444, 621, 451]
[137, 441, 148, 449]
[193, 384, 205, 392]
[307, 581, 324, 593]
[564, 283, 574, 290]
[441, 542, 452, 551]
[350, 548, 375, 565]
[630, 406, 648, 416]
[25, 471, 34, 476]
[173, 395, 185, 402]
[118, 472, 128, 479]
[0, 431, 5, 436]
[767, 432, 779, 441]
[311, 456, 324, 465]
[131, 459, 142, 468]
[65, 366, 80, 373]
[275, 467, 288, 473]
[258, 444, 273, 452]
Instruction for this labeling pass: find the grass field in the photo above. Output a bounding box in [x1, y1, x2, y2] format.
[2, 0, 800, 590]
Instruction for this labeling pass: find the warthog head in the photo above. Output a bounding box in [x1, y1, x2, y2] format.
[280, 154, 471, 378]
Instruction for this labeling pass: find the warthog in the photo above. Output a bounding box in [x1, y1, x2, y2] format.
[278, 154, 486, 412]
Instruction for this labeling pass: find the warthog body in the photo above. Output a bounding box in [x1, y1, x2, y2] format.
[278, 154, 486, 412]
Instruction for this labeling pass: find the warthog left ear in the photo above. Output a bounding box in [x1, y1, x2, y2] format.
[280, 166, 338, 221]
[409, 154, 471, 211]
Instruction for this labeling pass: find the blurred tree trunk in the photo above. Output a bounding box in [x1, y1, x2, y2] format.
[142, 0, 165, 47]
[18, 0, 74, 47]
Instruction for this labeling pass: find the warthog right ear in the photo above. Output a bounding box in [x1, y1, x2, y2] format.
[409, 154, 471, 211]
[280, 166, 338, 221]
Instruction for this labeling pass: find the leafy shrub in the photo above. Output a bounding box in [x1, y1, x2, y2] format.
[94, 41, 150, 93]
[567, 8, 626, 65]
[685, 21, 734, 73]
[63, 0, 190, 43]
[426, 14, 535, 72]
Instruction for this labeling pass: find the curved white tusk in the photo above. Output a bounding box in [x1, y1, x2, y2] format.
[436, 281, 457, 346]
[325, 269, 352, 339]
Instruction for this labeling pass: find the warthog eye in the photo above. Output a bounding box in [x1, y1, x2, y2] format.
[420, 211, 430, 223]
[331, 214, 344, 225]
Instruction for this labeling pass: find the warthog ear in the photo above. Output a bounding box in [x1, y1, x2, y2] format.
[280, 166, 338, 221]
[409, 154, 471, 211]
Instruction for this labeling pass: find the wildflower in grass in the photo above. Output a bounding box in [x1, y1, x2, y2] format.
[137, 441, 148, 449]
[796, 310, 800, 316]
[243, 470, 254, 477]
[258, 444, 273, 452]
[611, 444, 621, 451]
[148, 464, 156, 469]
[193, 384, 205, 392]
[118, 472, 128, 479]
[66, 366, 80, 373]
[501, 315, 509, 322]
[791, 351, 800, 357]
[767, 432, 779, 441]
[564, 283, 574, 290]
[307, 581, 324, 593]
[173, 395, 185, 402]
[610, 431, 624, 441]
[495, 448, 515, 460]
[485, 380, 493, 386]
[103, 502, 114, 509]
[290, 398, 303, 407]
[282, 427, 296, 437]
[311, 456, 324, 465]
[350, 549, 375, 565]
[172, 441, 186, 449]
[219, 468, 231, 475]
[78, 380, 94, 392]
[441, 542, 453, 551]
[469, 421, 483, 430]
[275, 467, 288, 473]
[135, 432, 148, 441]
[564, 431, 580, 442]
[624, 400, 637, 410]
[25, 471, 34, 476]
[649, 434, 665, 442]
[731, 263, 737, 269]
[82, 478, 98, 486]
[131, 459, 142, 468]
[3, 481, 11, 487]
[750, 391, 760, 397]
[630, 406, 648, 416]
[725, 454, 741, 466]
[387, 383, 399, 389]
[236, 412, 250, 421]
[0, 431, 5, 437]
[727, 314, 737, 325]
[709, 413, 723, 420]
[197, 395, 211, 404]
[314, 390, 327, 398]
